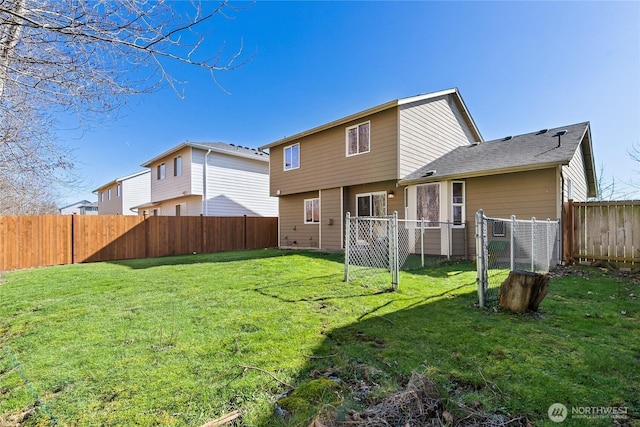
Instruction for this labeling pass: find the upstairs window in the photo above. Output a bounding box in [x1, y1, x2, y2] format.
[107, 188, 111, 200]
[416, 183, 440, 227]
[346, 121, 370, 156]
[116, 184, 121, 198]
[157, 163, 166, 180]
[304, 198, 320, 224]
[174, 156, 182, 176]
[284, 143, 300, 171]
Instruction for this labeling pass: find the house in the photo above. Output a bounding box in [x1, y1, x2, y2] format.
[135, 142, 277, 217]
[59, 200, 98, 215]
[259, 88, 597, 255]
[93, 170, 151, 215]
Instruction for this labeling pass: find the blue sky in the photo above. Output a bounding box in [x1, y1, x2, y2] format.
[60, 1, 640, 204]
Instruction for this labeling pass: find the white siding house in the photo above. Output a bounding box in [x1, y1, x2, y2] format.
[138, 142, 278, 217]
[93, 170, 151, 215]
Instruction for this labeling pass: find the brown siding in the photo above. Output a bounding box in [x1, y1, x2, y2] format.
[344, 181, 405, 218]
[278, 192, 320, 248]
[97, 182, 122, 215]
[270, 108, 398, 196]
[320, 187, 343, 250]
[465, 169, 559, 256]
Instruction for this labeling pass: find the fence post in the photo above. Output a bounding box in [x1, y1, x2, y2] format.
[344, 212, 350, 282]
[71, 213, 77, 264]
[392, 211, 399, 291]
[447, 221, 452, 260]
[510, 215, 516, 271]
[420, 217, 425, 267]
[546, 219, 551, 272]
[531, 217, 536, 272]
[475, 209, 487, 307]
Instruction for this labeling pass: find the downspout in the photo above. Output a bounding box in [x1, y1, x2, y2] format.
[203, 149, 211, 216]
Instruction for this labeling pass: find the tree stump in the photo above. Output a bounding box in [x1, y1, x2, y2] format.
[498, 270, 550, 313]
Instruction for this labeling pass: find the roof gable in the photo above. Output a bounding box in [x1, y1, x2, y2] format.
[259, 88, 482, 150]
[400, 122, 594, 184]
[141, 142, 268, 168]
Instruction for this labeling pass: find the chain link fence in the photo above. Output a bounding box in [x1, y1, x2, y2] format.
[344, 213, 459, 290]
[475, 210, 560, 306]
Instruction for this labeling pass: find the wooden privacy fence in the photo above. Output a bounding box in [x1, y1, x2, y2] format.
[0, 215, 278, 271]
[564, 200, 640, 265]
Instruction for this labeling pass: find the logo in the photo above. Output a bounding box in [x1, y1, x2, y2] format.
[548, 403, 568, 423]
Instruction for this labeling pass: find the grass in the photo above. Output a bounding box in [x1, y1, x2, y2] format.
[0, 249, 638, 426]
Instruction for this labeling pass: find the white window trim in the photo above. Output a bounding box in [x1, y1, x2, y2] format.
[345, 121, 371, 157]
[116, 184, 121, 198]
[304, 197, 320, 224]
[355, 191, 387, 217]
[451, 181, 465, 228]
[157, 163, 166, 180]
[284, 143, 300, 171]
[107, 188, 111, 200]
[416, 182, 441, 229]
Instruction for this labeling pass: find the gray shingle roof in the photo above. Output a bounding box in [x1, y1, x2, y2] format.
[400, 122, 590, 183]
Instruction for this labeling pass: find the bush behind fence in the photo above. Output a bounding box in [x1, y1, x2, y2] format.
[0, 215, 278, 271]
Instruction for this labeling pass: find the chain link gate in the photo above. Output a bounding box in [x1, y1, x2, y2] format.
[475, 209, 561, 307]
[344, 213, 457, 290]
[344, 212, 399, 290]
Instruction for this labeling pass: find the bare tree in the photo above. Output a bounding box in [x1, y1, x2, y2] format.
[629, 141, 640, 192]
[0, 0, 246, 214]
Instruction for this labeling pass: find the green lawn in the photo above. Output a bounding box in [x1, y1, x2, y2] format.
[0, 249, 638, 426]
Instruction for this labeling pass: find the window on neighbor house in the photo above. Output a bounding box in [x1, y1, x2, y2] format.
[304, 198, 320, 224]
[153, 209, 158, 216]
[100, 192, 103, 202]
[346, 121, 370, 156]
[116, 184, 121, 198]
[356, 192, 386, 217]
[567, 178, 574, 200]
[157, 163, 166, 180]
[174, 156, 182, 177]
[175, 204, 181, 216]
[452, 181, 465, 226]
[416, 183, 440, 227]
[284, 143, 300, 171]
[107, 188, 111, 200]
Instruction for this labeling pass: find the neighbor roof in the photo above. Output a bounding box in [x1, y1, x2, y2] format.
[92, 170, 150, 193]
[399, 122, 597, 197]
[259, 88, 482, 150]
[141, 142, 268, 168]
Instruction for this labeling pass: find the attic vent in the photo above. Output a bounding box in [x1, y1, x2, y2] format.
[536, 129, 548, 135]
[422, 170, 436, 178]
[503, 136, 512, 141]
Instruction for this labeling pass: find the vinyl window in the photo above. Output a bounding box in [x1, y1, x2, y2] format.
[356, 192, 386, 217]
[452, 181, 465, 227]
[157, 163, 166, 180]
[284, 143, 300, 171]
[116, 184, 121, 198]
[174, 156, 182, 177]
[346, 121, 370, 156]
[304, 198, 320, 224]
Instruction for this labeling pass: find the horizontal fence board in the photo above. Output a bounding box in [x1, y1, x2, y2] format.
[0, 215, 277, 271]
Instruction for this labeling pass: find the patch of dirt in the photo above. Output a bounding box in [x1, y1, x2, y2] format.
[311, 373, 530, 427]
[0, 407, 34, 427]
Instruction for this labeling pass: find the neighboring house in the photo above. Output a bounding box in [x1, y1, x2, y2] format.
[93, 170, 151, 215]
[135, 142, 277, 217]
[59, 200, 98, 215]
[259, 88, 597, 255]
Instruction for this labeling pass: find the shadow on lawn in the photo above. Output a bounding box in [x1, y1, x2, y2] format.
[110, 248, 344, 270]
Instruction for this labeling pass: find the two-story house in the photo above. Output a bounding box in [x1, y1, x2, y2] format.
[260, 88, 596, 255]
[136, 142, 278, 217]
[93, 170, 151, 215]
[59, 200, 98, 215]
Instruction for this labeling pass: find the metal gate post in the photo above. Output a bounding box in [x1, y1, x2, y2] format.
[391, 211, 399, 290]
[510, 215, 516, 271]
[420, 217, 425, 268]
[344, 212, 351, 282]
[475, 209, 487, 307]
